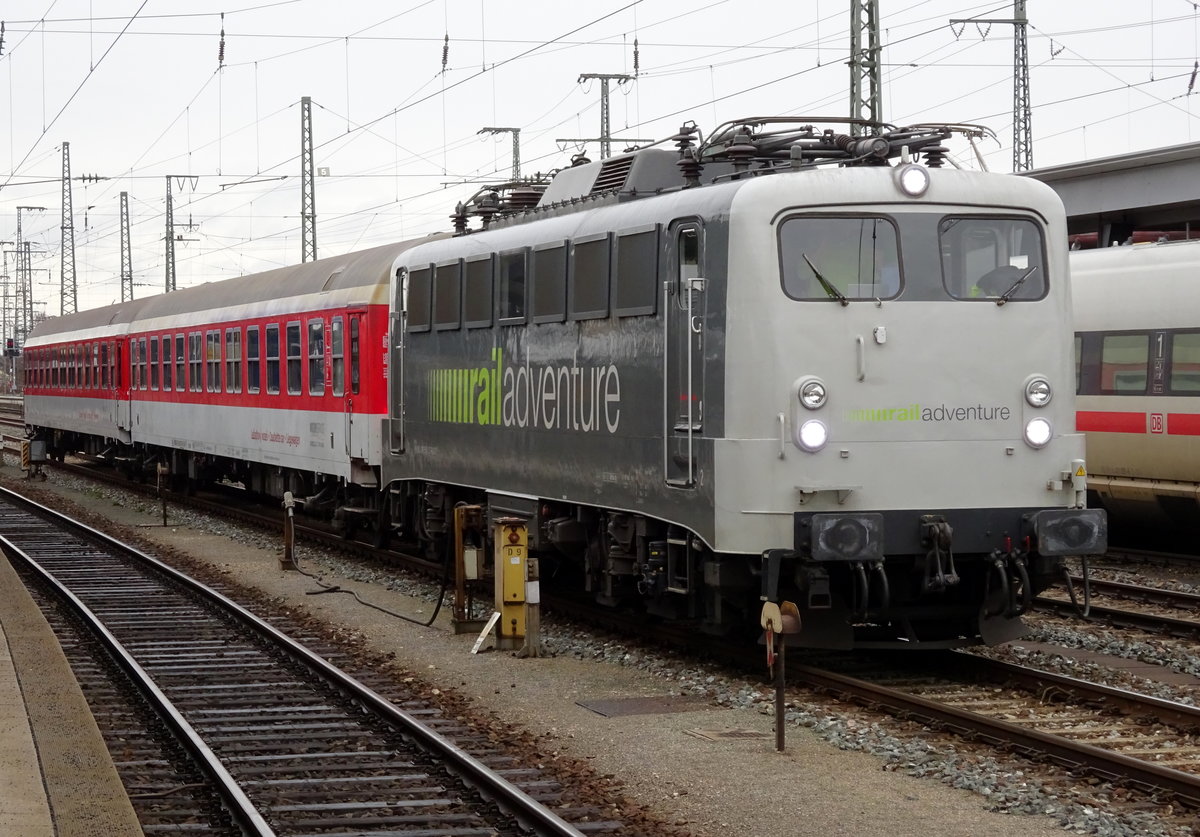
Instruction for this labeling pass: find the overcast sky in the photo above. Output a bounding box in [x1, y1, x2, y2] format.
[2, 0, 1197, 315]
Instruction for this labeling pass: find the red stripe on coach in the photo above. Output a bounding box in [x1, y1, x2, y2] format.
[1168, 413, 1200, 435]
[1075, 411, 1145, 433]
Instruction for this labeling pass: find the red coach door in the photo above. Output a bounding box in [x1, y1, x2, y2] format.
[344, 312, 366, 460]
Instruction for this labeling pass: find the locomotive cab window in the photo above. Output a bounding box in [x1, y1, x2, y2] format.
[779, 216, 901, 301]
[939, 216, 1047, 301]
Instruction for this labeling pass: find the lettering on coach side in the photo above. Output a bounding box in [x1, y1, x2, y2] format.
[427, 348, 622, 434]
[845, 402, 1013, 423]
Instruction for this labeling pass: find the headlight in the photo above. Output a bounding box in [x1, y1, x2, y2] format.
[895, 163, 930, 197]
[1025, 377, 1052, 407]
[797, 419, 829, 452]
[1024, 417, 1052, 448]
[799, 379, 827, 409]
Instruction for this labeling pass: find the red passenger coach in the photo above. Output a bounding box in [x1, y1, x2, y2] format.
[24, 241, 412, 526]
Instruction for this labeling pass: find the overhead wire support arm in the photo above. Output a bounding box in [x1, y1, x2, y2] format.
[478, 127, 522, 179]
[950, 0, 1032, 171]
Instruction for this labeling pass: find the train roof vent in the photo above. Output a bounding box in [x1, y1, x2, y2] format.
[537, 149, 684, 207]
[591, 156, 635, 193]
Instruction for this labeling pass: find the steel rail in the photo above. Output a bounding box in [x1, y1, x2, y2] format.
[0, 484, 586, 837]
[791, 660, 1200, 808]
[0, 531, 276, 836]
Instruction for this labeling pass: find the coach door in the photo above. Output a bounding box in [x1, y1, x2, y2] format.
[343, 312, 366, 458]
[664, 222, 705, 487]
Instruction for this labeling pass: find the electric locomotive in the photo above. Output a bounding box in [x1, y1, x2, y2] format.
[381, 118, 1107, 649]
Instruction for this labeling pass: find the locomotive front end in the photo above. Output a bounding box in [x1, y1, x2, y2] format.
[725, 162, 1106, 648]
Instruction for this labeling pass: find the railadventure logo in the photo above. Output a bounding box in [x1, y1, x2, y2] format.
[428, 348, 621, 433]
[845, 402, 1013, 423]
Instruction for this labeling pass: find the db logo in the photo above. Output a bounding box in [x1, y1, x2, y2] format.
[1150, 413, 1164, 434]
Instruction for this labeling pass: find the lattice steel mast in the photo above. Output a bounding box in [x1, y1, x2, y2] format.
[848, 0, 883, 134]
[300, 96, 317, 262]
[120, 192, 134, 302]
[60, 142, 77, 315]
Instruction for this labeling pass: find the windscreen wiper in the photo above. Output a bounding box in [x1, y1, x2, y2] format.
[802, 253, 849, 306]
[995, 265, 1038, 306]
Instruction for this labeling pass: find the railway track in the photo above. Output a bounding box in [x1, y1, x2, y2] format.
[0, 485, 622, 836]
[795, 651, 1200, 819]
[1036, 575, 1200, 639]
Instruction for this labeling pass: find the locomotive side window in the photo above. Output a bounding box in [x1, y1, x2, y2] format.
[614, 225, 659, 316]
[307, 319, 324, 395]
[464, 255, 493, 328]
[1170, 332, 1200, 394]
[1100, 333, 1149, 394]
[286, 322, 302, 396]
[226, 328, 242, 394]
[779, 216, 901, 301]
[498, 248, 527, 323]
[175, 334, 185, 392]
[434, 260, 462, 330]
[531, 241, 567, 323]
[570, 233, 611, 320]
[188, 333, 202, 392]
[406, 266, 432, 332]
[246, 326, 261, 394]
[149, 337, 159, 391]
[331, 317, 344, 396]
[206, 330, 221, 393]
[266, 325, 281, 395]
[939, 217, 1046, 301]
[162, 336, 172, 391]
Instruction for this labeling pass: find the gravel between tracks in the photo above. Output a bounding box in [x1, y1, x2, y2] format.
[2, 462, 1188, 837]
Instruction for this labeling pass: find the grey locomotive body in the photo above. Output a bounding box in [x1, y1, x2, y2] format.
[382, 119, 1106, 648]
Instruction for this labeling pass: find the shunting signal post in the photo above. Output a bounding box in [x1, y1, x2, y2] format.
[493, 516, 542, 656]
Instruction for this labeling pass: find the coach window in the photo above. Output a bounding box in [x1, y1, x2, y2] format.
[92, 343, 100, 389]
[1100, 333, 1149, 394]
[498, 249, 527, 323]
[570, 233, 611, 320]
[188, 332, 202, 393]
[940, 216, 1046, 301]
[434, 260, 462, 330]
[205, 330, 221, 392]
[162, 336, 172, 391]
[464, 255, 493, 328]
[286, 322, 302, 395]
[266, 324, 280, 395]
[1170, 332, 1200, 393]
[531, 241, 567, 323]
[149, 336, 159, 390]
[350, 317, 361, 395]
[246, 326, 261, 394]
[780, 216, 902, 301]
[307, 319, 324, 395]
[174, 335, 185, 391]
[405, 266, 432, 332]
[100, 343, 109, 388]
[139, 338, 148, 389]
[331, 317, 345, 396]
[226, 328, 242, 393]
